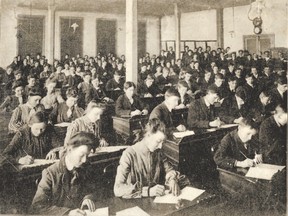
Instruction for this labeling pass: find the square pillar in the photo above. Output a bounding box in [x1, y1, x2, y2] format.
[174, 3, 181, 60]
[216, 8, 224, 48]
[125, 0, 138, 84]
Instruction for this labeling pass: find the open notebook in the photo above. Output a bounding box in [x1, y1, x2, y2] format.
[245, 163, 285, 180]
[116, 206, 150, 216]
[154, 186, 205, 204]
[84, 207, 109, 216]
[173, 130, 195, 139]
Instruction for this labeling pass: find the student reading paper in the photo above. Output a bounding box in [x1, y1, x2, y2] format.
[30, 132, 99, 215]
[114, 118, 189, 198]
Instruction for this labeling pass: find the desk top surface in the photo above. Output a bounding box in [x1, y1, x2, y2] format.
[94, 192, 213, 216]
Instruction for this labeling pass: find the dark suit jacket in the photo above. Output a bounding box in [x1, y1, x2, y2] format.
[219, 96, 247, 124]
[259, 116, 286, 165]
[187, 97, 216, 129]
[214, 129, 259, 169]
[269, 88, 287, 110]
[149, 102, 174, 128]
[115, 94, 148, 116]
[30, 158, 95, 215]
[137, 83, 161, 98]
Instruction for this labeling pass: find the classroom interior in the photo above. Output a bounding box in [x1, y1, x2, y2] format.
[0, 0, 287, 215]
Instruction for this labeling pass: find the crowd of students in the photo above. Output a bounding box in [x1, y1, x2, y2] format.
[0, 46, 287, 215]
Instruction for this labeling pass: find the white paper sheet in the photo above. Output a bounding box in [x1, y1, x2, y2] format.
[20, 159, 59, 169]
[173, 130, 195, 139]
[116, 206, 150, 216]
[96, 146, 129, 153]
[84, 207, 109, 216]
[245, 163, 285, 180]
[154, 186, 205, 204]
[220, 124, 238, 128]
[54, 122, 71, 127]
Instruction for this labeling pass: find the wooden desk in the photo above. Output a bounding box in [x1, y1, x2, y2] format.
[163, 127, 236, 191]
[112, 115, 149, 144]
[140, 96, 164, 112]
[93, 192, 218, 216]
[0, 146, 126, 214]
[171, 107, 188, 126]
[217, 167, 278, 211]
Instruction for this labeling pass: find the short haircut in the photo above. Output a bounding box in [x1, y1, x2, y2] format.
[12, 80, 24, 89]
[28, 111, 47, 125]
[27, 74, 37, 80]
[85, 100, 105, 114]
[124, 81, 136, 90]
[239, 117, 258, 130]
[67, 132, 99, 153]
[66, 88, 78, 98]
[245, 73, 253, 79]
[177, 80, 189, 89]
[215, 73, 224, 80]
[276, 76, 287, 85]
[165, 87, 180, 99]
[114, 71, 121, 76]
[28, 88, 42, 97]
[206, 85, 219, 95]
[146, 74, 155, 80]
[228, 76, 237, 82]
[144, 118, 166, 136]
[260, 90, 270, 98]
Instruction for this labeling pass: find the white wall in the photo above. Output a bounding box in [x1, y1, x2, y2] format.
[160, 10, 217, 41]
[224, 0, 288, 51]
[0, 6, 160, 67]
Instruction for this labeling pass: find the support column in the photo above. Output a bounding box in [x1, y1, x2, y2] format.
[125, 0, 138, 84]
[216, 8, 224, 48]
[174, 3, 181, 60]
[47, 0, 56, 68]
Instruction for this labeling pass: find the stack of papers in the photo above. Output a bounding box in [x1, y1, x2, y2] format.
[84, 207, 108, 216]
[245, 163, 285, 180]
[20, 159, 59, 169]
[116, 206, 150, 216]
[173, 130, 195, 139]
[54, 122, 71, 127]
[154, 186, 205, 204]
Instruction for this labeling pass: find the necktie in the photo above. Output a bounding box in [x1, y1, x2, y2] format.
[67, 107, 72, 118]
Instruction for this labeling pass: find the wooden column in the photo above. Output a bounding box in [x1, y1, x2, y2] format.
[216, 8, 224, 48]
[174, 3, 181, 60]
[47, 0, 56, 69]
[125, 0, 138, 84]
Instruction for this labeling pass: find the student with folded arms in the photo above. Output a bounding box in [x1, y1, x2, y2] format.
[114, 119, 189, 198]
[30, 132, 99, 215]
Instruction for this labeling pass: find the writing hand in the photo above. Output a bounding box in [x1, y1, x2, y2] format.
[236, 159, 255, 168]
[254, 154, 263, 164]
[18, 155, 34, 165]
[169, 179, 180, 196]
[45, 151, 57, 160]
[81, 199, 96, 212]
[150, 184, 165, 197]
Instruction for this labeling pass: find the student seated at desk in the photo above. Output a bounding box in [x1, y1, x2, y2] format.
[114, 119, 189, 198]
[3, 111, 56, 165]
[175, 80, 193, 109]
[214, 118, 262, 169]
[65, 101, 109, 147]
[137, 74, 162, 98]
[0, 81, 26, 112]
[8, 88, 44, 133]
[91, 77, 112, 103]
[187, 85, 223, 129]
[105, 71, 124, 93]
[115, 82, 149, 117]
[49, 88, 84, 124]
[219, 87, 248, 124]
[149, 88, 186, 132]
[41, 80, 64, 111]
[30, 132, 98, 215]
[259, 103, 287, 165]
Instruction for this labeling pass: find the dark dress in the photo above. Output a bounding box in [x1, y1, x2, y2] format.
[30, 157, 95, 215]
[115, 94, 148, 116]
[3, 125, 53, 163]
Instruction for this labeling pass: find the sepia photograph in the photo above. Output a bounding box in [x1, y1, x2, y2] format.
[0, 0, 287, 215]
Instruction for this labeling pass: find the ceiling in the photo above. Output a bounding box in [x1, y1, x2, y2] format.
[12, 0, 253, 17]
